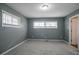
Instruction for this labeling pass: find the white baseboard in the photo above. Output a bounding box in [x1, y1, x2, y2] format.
[27, 39, 64, 42]
[1, 40, 27, 55]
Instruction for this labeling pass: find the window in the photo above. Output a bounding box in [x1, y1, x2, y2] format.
[33, 21, 57, 28]
[2, 10, 20, 27]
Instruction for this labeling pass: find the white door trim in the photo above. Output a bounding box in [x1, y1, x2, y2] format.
[69, 14, 79, 49]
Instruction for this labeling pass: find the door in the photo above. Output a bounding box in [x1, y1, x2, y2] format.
[71, 16, 78, 48]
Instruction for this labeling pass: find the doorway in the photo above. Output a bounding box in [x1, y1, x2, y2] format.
[71, 16, 78, 48]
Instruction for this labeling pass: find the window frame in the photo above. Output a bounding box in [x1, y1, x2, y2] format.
[33, 21, 58, 29]
[2, 10, 21, 28]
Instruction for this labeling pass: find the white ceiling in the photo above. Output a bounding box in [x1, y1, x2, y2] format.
[6, 3, 79, 18]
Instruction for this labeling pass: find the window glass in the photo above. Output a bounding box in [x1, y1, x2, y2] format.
[2, 13, 6, 23]
[12, 17, 18, 25]
[45, 21, 57, 28]
[33, 22, 44, 28]
[5, 14, 12, 24]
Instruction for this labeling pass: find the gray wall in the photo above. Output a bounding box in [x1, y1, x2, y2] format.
[0, 3, 27, 54]
[64, 8, 79, 42]
[27, 18, 64, 39]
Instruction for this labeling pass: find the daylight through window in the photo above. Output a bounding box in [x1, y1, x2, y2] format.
[2, 10, 20, 27]
[33, 21, 57, 28]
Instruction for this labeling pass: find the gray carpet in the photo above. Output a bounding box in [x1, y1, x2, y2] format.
[5, 40, 76, 55]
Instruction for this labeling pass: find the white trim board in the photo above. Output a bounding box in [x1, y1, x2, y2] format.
[1, 40, 27, 55]
[27, 39, 64, 42]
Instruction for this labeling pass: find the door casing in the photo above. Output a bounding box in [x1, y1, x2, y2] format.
[69, 14, 79, 49]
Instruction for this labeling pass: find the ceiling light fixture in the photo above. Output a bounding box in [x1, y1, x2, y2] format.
[40, 3, 49, 10]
